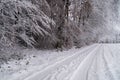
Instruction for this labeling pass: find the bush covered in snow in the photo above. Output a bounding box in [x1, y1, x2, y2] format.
[0, 0, 57, 50]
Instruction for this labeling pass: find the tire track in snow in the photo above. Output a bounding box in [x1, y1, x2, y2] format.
[85, 46, 103, 80]
[106, 44, 120, 80]
[86, 48, 101, 80]
[45, 48, 97, 80]
[69, 44, 102, 80]
[22, 44, 98, 80]
[41, 45, 100, 80]
[101, 45, 115, 80]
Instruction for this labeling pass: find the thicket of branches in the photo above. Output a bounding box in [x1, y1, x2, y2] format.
[0, 0, 119, 51]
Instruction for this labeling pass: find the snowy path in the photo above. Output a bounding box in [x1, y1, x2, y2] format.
[70, 44, 120, 80]
[8, 44, 120, 80]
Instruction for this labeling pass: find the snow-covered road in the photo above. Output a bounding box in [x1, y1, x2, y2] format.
[17, 44, 120, 80]
[2, 44, 120, 80]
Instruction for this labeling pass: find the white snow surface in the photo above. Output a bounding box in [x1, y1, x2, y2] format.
[0, 44, 120, 80]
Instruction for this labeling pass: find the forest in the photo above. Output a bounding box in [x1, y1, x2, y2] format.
[0, 0, 120, 63]
[1, 0, 120, 80]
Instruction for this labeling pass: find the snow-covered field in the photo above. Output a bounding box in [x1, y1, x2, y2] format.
[1, 44, 120, 80]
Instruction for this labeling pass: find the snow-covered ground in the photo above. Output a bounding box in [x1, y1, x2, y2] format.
[0, 46, 85, 80]
[1, 44, 120, 80]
